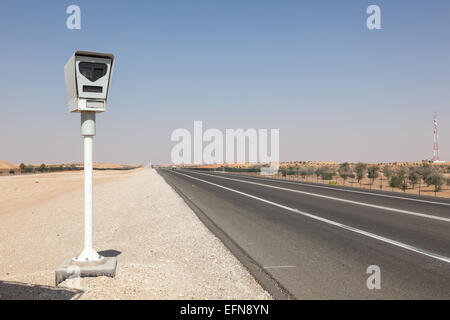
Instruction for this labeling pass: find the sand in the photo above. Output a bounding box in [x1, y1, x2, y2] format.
[0, 169, 271, 300]
[0, 161, 18, 170]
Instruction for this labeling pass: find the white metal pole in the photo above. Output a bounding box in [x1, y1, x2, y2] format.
[74, 112, 103, 262]
[84, 135, 93, 253]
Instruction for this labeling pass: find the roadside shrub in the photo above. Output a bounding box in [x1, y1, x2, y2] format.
[338, 163, 353, 183]
[390, 175, 403, 189]
[37, 163, 46, 173]
[315, 166, 335, 180]
[321, 170, 335, 180]
[367, 165, 380, 185]
[383, 166, 393, 181]
[24, 166, 34, 173]
[223, 166, 261, 173]
[427, 172, 444, 192]
[298, 167, 314, 179]
[408, 167, 419, 189]
[354, 163, 368, 184]
[417, 164, 432, 182]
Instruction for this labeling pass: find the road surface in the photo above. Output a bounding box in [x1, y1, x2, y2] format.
[158, 168, 450, 299]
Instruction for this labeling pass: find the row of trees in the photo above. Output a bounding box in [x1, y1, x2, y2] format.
[279, 163, 449, 195]
[0, 169, 16, 175]
[382, 164, 448, 194]
[18, 163, 80, 174]
[222, 166, 261, 173]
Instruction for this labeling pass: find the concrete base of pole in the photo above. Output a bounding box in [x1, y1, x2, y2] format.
[55, 257, 117, 286]
[73, 247, 104, 262]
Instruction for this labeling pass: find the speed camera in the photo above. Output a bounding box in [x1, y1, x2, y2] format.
[64, 51, 114, 113]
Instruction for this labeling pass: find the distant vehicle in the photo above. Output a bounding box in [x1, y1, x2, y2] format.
[171, 166, 177, 170]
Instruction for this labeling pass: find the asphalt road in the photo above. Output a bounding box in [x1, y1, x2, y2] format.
[158, 168, 450, 299]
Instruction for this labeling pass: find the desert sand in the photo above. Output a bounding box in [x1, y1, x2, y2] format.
[0, 168, 270, 300]
[0, 161, 18, 170]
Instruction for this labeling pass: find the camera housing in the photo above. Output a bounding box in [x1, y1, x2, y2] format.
[64, 51, 114, 113]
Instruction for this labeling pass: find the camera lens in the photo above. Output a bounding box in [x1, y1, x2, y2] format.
[79, 62, 107, 82]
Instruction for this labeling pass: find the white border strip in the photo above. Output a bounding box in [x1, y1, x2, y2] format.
[185, 170, 450, 223]
[172, 170, 450, 264]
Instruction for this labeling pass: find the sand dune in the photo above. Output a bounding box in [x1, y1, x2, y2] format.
[0, 161, 19, 170]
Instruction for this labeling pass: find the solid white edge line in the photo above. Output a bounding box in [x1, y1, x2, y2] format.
[184, 170, 450, 223]
[172, 170, 450, 264]
[192, 170, 450, 207]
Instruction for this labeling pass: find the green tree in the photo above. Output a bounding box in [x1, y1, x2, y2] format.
[408, 167, 419, 189]
[383, 165, 393, 181]
[38, 163, 47, 172]
[338, 162, 353, 185]
[396, 167, 408, 191]
[396, 166, 407, 178]
[314, 167, 322, 183]
[306, 167, 315, 180]
[390, 175, 402, 189]
[299, 167, 314, 180]
[320, 166, 335, 181]
[19, 163, 26, 171]
[354, 163, 368, 185]
[299, 167, 307, 179]
[417, 164, 432, 183]
[427, 172, 444, 195]
[367, 165, 379, 186]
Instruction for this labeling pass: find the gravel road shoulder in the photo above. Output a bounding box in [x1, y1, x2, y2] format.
[0, 168, 271, 300]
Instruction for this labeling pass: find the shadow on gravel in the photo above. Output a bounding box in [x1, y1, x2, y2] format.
[98, 249, 122, 258]
[0, 280, 83, 300]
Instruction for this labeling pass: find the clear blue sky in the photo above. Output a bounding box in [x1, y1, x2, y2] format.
[1, 0, 449, 165]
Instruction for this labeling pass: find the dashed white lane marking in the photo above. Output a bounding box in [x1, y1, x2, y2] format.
[172, 170, 450, 264]
[185, 170, 450, 223]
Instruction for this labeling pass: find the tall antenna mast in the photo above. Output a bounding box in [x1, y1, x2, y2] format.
[433, 112, 440, 162]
